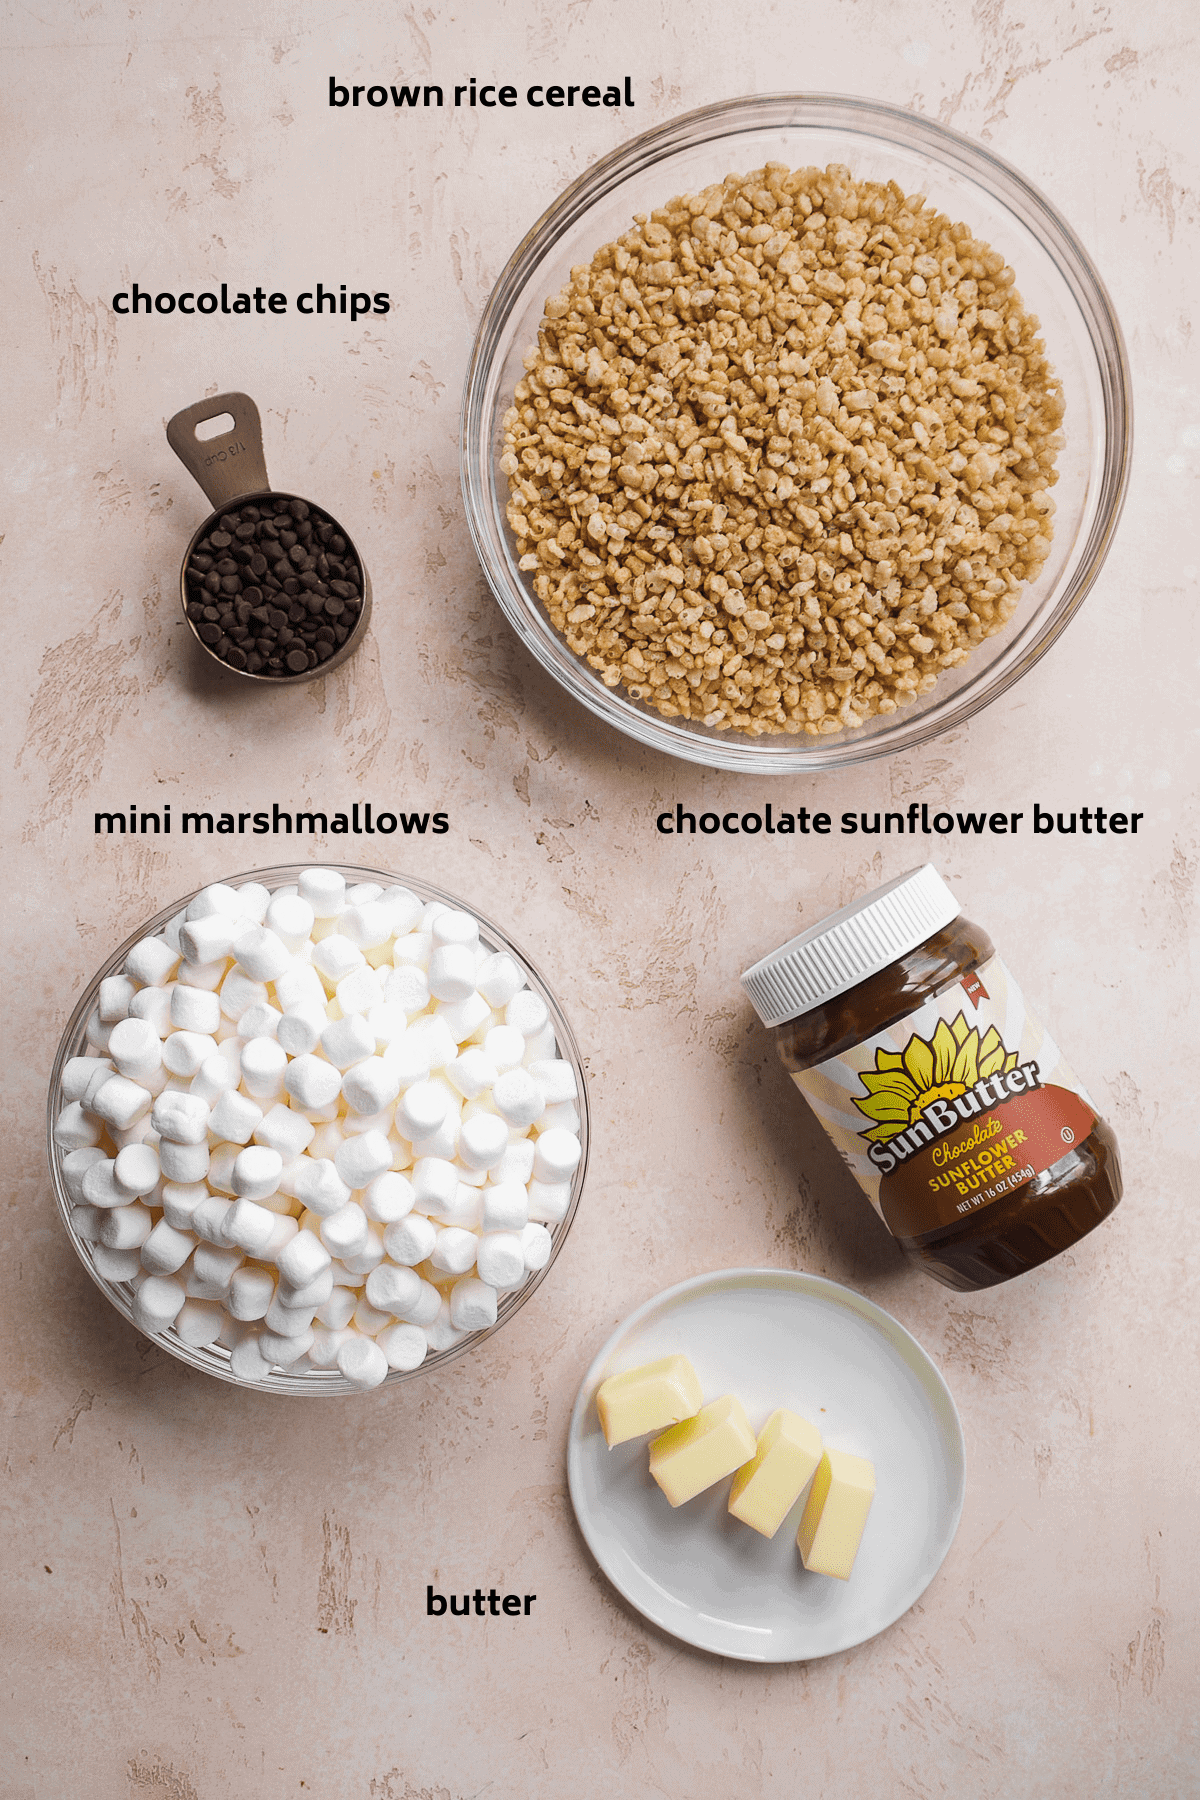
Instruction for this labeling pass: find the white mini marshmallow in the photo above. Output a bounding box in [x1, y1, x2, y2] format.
[528, 1058, 578, 1104]
[240, 1036, 288, 1100]
[279, 1267, 334, 1310]
[408, 1112, 461, 1162]
[352, 1297, 391, 1336]
[229, 1335, 273, 1381]
[273, 961, 326, 1012]
[112, 1112, 163, 1149]
[520, 1221, 553, 1271]
[222, 1201, 275, 1262]
[277, 1002, 329, 1058]
[129, 986, 174, 1036]
[362, 1172, 415, 1224]
[427, 943, 477, 1003]
[82, 1159, 124, 1209]
[54, 1102, 104, 1151]
[410, 1157, 460, 1214]
[364, 1261, 422, 1316]
[262, 1215, 299, 1263]
[506, 989, 549, 1038]
[219, 970, 269, 1020]
[238, 1002, 282, 1042]
[392, 931, 431, 970]
[91, 1075, 152, 1131]
[186, 882, 242, 921]
[190, 1054, 239, 1105]
[61, 1058, 110, 1105]
[432, 909, 479, 950]
[532, 1128, 582, 1184]
[99, 974, 138, 1023]
[317, 1287, 358, 1330]
[227, 1266, 276, 1322]
[333, 1130, 392, 1190]
[235, 882, 271, 924]
[475, 1231, 526, 1291]
[298, 867, 346, 917]
[480, 1180, 529, 1233]
[140, 1220, 196, 1275]
[436, 992, 493, 1045]
[321, 1013, 376, 1072]
[540, 1101, 580, 1133]
[287, 1157, 351, 1218]
[381, 886, 423, 937]
[280, 1052, 340, 1113]
[162, 1031, 218, 1077]
[191, 1194, 234, 1244]
[522, 1024, 557, 1063]
[362, 1004, 407, 1055]
[265, 893, 315, 951]
[85, 1011, 114, 1052]
[151, 1089, 211, 1145]
[178, 913, 241, 967]
[430, 1183, 481, 1229]
[307, 1120, 345, 1161]
[396, 1080, 448, 1142]
[423, 1298, 468, 1353]
[445, 1047, 498, 1102]
[205, 1145, 238, 1194]
[158, 1138, 211, 1184]
[170, 985, 221, 1034]
[192, 1243, 243, 1292]
[526, 1179, 572, 1224]
[341, 1056, 401, 1117]
[231, 926, 293, 983]
[336, 1335, 389, 1389]
[62, 1145, 107, 1202]
[133, 1274, 186, 1332]
[312, 934, 365, 986]
[177, 957, 228, 992]
[264, 1293, 316, 1337]
[336, 964, 383, 1017]
[320, 1202, 370, 1260]
[114, 1142, 160, 1197]
[383, 1035, 433, 1094]
[254, 1103, 314, 1162]
[208, 1089, 262, 1145]
[483, 1025, 525, 1073]
[306, 1326, 351, 1368]
[378, 1322, 428, 1370]
[276, 1228, 331, 1289]
[161, 1181, 209, 1230]
[99, 1202, 154, 1251]
[431, 1227, 478, 1276]
[231, 1146, 283, 1201]
[383, 1213, 437, 1266]
[259, 1327, 314, 1367]
[174, 1298, 225, 1346]
[457, 1111, 510, 1172]
[476, 951, 525, 1008]
[125, 935, 181, 987]
[449, 1277, 498, 1332]
[92, 1243, 143, 1282]
[382, 965, 430, 1015]
[340, 901, 393, 950]
[406, 1015, 459, 1071]
[491, 1068, 545, 1130]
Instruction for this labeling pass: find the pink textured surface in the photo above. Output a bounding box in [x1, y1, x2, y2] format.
[4, 3, 1197, 1796]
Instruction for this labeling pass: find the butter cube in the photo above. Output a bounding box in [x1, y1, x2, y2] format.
[727, 1408, 823, 1538]
[648, 1395, 757, 1507]
[595, 1354, 703, 1448]
[796, 1448, 876, 1579]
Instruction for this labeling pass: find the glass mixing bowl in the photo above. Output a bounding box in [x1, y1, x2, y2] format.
[46, 864, 590, 1395]
[461, 93, 1131, 773]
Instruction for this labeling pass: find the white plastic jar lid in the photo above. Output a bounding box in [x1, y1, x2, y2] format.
[740, 864, 961, 1028]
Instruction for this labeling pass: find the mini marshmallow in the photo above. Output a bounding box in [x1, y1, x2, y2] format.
[335, 1225, 383, 1276]
[523, 1024, 557, 1063]
[133, 1274, 187, 1332]
[106, 1018, 162, 1089]
[92, 1243, 143, 1282]
[277, 1002, 329, 1058]
[231, 926, 293, 984]
[225, 1197, 278, 1257]
[162, 1031, 218, 1078]
[520, 1221, 553, 1271]
[526, 1179, 572, 1224]
[62, 1145, 108, 1202]
[160, 1181, 209, 1230]
[362, 1171, 415, 1224]
[264, 1292, 317, 1337]
[85, 1011, 114, 1052]
[299, 867, 346, 917]
[407, 1015, 459, 1071]
[317, 1287, 358, 1330]
[114, 1143, 160, 1197]
[91, 1075, 152, 1131]
[341, 901, 394, 950]
[279, 1267, 334, 1310]
[99, 974, 138, 1023]
[382, 965, 430, 1015]
[208, 1089, 262, 1145]
[364, 1261, 423, 1316]
[125, 934, 181, 987]
[192, 1243, 243, 1294]
[254, 1103, 314, 1161]
[394, 1278, 442, 1326]
[322, 1013, 376, 1072]
[99, 1202, 154, 1251]
[483, 1025, 525, 1073]
[238, 1002, 283, 1042]
[61, 1058, 110, 1105]
[431, 1227, 478, 1276]
[381, 886, 423, 937]
[186, 882, 243, 921]
[445, 1048, 499, 1102]
[435, 992, 493, 1045]
[259, 1327, 314, 1366]
[231, 1146, 283, 1201]
[112, 1112, 163, 1149]
[540, 1101, 580, 1134]
[532, 1128, 582, 1184]
[235, 882, 271, 924]
[173, 1297, 225, 1346]
[312, 934, 365, 985]
[336, 964, 383, 1017]
[219, 970, 269, 1020]
[82, 1159, 125, 1209]
[457, 1111, 510, 1172]
[378, 1321, 428, 1370]
[383, 1036, 433, 1094]
[476, 951, 525, 1008]
[506, 989, 550, 1038]
[431, 910, 478, 951]
[396, 1080, 448, 1142]
[393, 932, 431, 969]
[410, 1157, 460, 1214]
[490, 1068, 545, 1130]
[151, 1089, 211, 1145]
[287, 1157, 351, 1217]
[265, 893, 315, 951]
[307, 1325, 352, 1368]
[54, 1102, 104, 1151]
[178, 913, 242, 967]
[170, 985, 221, 1034]
[240, 1036, 288, 1099]
[273, 961, 326, 1012]
[333, 1130, 392, 1190]
[342, 1056, 401, 1117]
[528, 1058, 578, 1104]
[427, 943, 477, 1003]
[383, 1213, 438, 1266]
[361, 1003, 407, 1055]
[158, 1138, 210, 1184]
[229, 1335, 273, 1381]
[430, 1183, 482, 1229]
[449, 1277, 499, 1333]
[353, 1296, 392, 1336]
[205, 1144, 238, 1194]
[177, 957, 229, 993]
[276, 1228, 331, 1289]
[475, 1231, 526, 1291]
[320, 1202, 370, 1261]
[140, 1220, 196, 1275]
[480, 1180, 529, 1233]
[190, 1193, 234, 1245]
[337, 1335, 389, 1389]
[283, 1052, 342, 1113]
[424, 1298, 468, 1354]
[262, 1214, 299, 1262]
[129, 986, 174, 1036]
[190, 1055, 239, 1105]
[307, 1120, 345, 1161]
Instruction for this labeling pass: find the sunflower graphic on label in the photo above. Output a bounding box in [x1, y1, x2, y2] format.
[789, 955, 1098, 1240]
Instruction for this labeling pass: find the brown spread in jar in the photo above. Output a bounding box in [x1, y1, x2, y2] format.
[741, 866, 1122, 1291]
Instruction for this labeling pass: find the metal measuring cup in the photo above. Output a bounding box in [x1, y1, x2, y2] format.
[166, 392, 372, 684]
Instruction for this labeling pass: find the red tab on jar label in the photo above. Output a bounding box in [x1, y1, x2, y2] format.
[878, 1085, 1097, 1238]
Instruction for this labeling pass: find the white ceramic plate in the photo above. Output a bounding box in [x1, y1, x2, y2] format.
[567, 1269, 966, 1662]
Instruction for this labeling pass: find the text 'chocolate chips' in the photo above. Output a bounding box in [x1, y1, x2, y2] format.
[184, 495, 364, 678]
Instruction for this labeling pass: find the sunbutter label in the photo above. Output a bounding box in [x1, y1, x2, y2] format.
[791, 955, 1097, 1239]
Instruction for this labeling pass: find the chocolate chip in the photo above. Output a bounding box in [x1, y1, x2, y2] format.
[191, 553, 214, 572]
[235, 523, 257, 541]
[209, 530, 232, 549]
[315, 638, 335, 660]
[285, 648, 308, 672]
[289, 499, 309, 520]
[249, 554, 268, 577]
[226, 646, 249, 669]
[325, 598, 345, 618]
[245, 652, 263, 673]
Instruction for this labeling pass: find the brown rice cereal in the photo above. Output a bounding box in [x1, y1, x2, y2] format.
[501, 162, 1064, 736]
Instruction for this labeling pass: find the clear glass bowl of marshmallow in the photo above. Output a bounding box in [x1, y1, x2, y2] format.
[47, 864, 589, 1394]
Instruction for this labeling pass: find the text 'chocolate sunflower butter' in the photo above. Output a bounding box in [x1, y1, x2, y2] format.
[741, 867, 1121, 1292]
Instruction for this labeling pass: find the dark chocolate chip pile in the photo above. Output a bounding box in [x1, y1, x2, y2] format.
[184, 496, 364, 677]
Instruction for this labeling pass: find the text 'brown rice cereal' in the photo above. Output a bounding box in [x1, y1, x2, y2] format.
[501, 163, 1063, 737]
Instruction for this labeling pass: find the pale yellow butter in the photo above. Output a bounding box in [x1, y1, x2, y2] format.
[796, 1447, 876, 1579]
[727, 1408, 823, 1538]
[648, 1395, 757, 1506]
[595, 1354, 703, 1448]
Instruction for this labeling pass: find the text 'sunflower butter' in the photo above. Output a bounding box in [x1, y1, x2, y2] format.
[741, 866, 1122, 1292]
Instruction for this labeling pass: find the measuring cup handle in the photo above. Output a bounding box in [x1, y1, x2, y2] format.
[166, 393, 271, 511]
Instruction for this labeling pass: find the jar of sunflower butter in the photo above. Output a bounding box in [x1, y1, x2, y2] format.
[741, 866, 1122, 1292]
